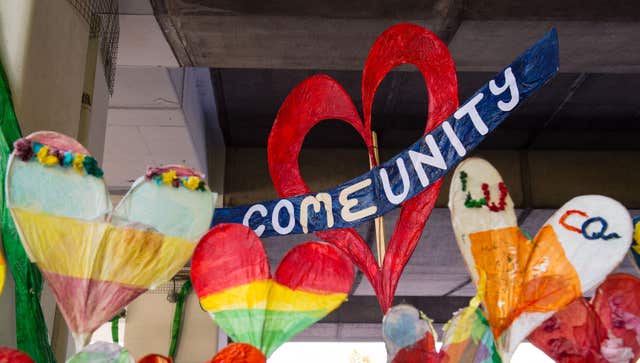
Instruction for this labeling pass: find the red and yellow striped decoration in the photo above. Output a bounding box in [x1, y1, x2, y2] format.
[192, 223, 354, 357]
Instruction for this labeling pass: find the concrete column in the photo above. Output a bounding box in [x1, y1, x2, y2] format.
[0, 0, 89, 136]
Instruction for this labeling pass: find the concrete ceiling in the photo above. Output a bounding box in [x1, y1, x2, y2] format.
[107, 0, 640, 332]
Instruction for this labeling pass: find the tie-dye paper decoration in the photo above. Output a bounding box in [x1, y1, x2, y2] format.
[191, 223, 354, 359]
[6, 131, 216, 349]
[449, 157, 632, 357]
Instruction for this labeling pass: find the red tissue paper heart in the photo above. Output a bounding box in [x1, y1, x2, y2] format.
[267, 23, 458, 313]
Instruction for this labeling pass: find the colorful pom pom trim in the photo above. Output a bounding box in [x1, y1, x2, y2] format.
[13, 138, 103, 178]
[145, 168, 207, 192]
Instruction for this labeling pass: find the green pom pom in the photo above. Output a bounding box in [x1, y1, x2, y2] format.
[82, 156, 104, 177]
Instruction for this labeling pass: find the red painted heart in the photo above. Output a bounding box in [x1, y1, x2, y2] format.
[267, 23, 458, 312]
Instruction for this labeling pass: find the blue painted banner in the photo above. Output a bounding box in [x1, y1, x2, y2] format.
[212, 29, 560, 238]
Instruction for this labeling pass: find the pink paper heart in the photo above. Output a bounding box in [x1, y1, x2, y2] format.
[267, 23, 458, 312]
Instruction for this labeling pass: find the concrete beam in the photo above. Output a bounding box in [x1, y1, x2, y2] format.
[449, 21, 640, 73]
[151, 1, 640, 72]
[224, 148, 640, 208]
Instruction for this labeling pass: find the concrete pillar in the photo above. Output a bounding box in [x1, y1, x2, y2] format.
[0, 0, 89, 137]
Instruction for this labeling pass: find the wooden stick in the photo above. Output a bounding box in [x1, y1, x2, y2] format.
[369, 131, 386, 267]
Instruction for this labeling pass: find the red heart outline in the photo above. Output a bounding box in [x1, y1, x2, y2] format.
[267, 23, 458, 312]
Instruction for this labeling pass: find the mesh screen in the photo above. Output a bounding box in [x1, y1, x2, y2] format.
[67, 0, 119, 93]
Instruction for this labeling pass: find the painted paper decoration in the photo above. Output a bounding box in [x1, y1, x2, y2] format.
[439, 273, 501, 363]
[5, 131, 216, 349]
[0, 347, 34, 363]
[191, 223, 354, 358]
[212, 27, 559, 239]
[592, 274, 640, 362]
[266, 23, 458, 313]
[529, 274, 640, 363]
[382, 304, 439, 363]
[382, 272, 502, 363]
[66, 342, 135, 363]
[528, 299, 610, 362]
[628, 217, 640, 271]
[449, 157, 633, 356]
[137, 354, 172, 363]
[0, 251, 4, 295]
[207, 343, 266, 363]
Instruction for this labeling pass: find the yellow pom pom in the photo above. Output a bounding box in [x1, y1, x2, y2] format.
[162, 170, 177, 186]
[184, 176, 201, 190]
[73, 154, 86, 173]
[36, 146, 59, 166]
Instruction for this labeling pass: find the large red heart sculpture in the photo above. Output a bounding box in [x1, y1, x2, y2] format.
[267, 23, 458, 312]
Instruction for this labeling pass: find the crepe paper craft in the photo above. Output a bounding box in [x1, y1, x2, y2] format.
[382, 304, 439, 363]
[449, 157, 633, 358]
[212, 26, 559, 313]
[592, 274, 640, 362]
[207, 343, 266, 363]
[440, 272, 502, 363]
[191, 223, 354, 358]
[627, 217, 640, 272]
[212, 26, 558, 237]
[66, 342, 135, 363]
[6, 131, 217, 349]
[137, 354, 172, 363]
[0, 347, 34, 363]
[0, 61, 57, 363]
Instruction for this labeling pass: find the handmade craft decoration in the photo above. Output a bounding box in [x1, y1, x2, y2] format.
[137, 354, 172, 363]
[207, 343, 266, 363]
[449, 157, 633, 357]
[0, 347, 34, 363]
[382, 273, 501, 363]
[529, 274, 640, 363]
[212, 24, 559, 313]
[530, 299, 609, 362]
[5, 131, 216, 349]
[191, 223, 354, 361]
[628, 217, 640, 272]
[439, 273, 501, 363]
[66, 342, 135, 363]
[383, 304, 439, 363]
[0, 251, 4, 294]
[592, 274, 640, 361]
